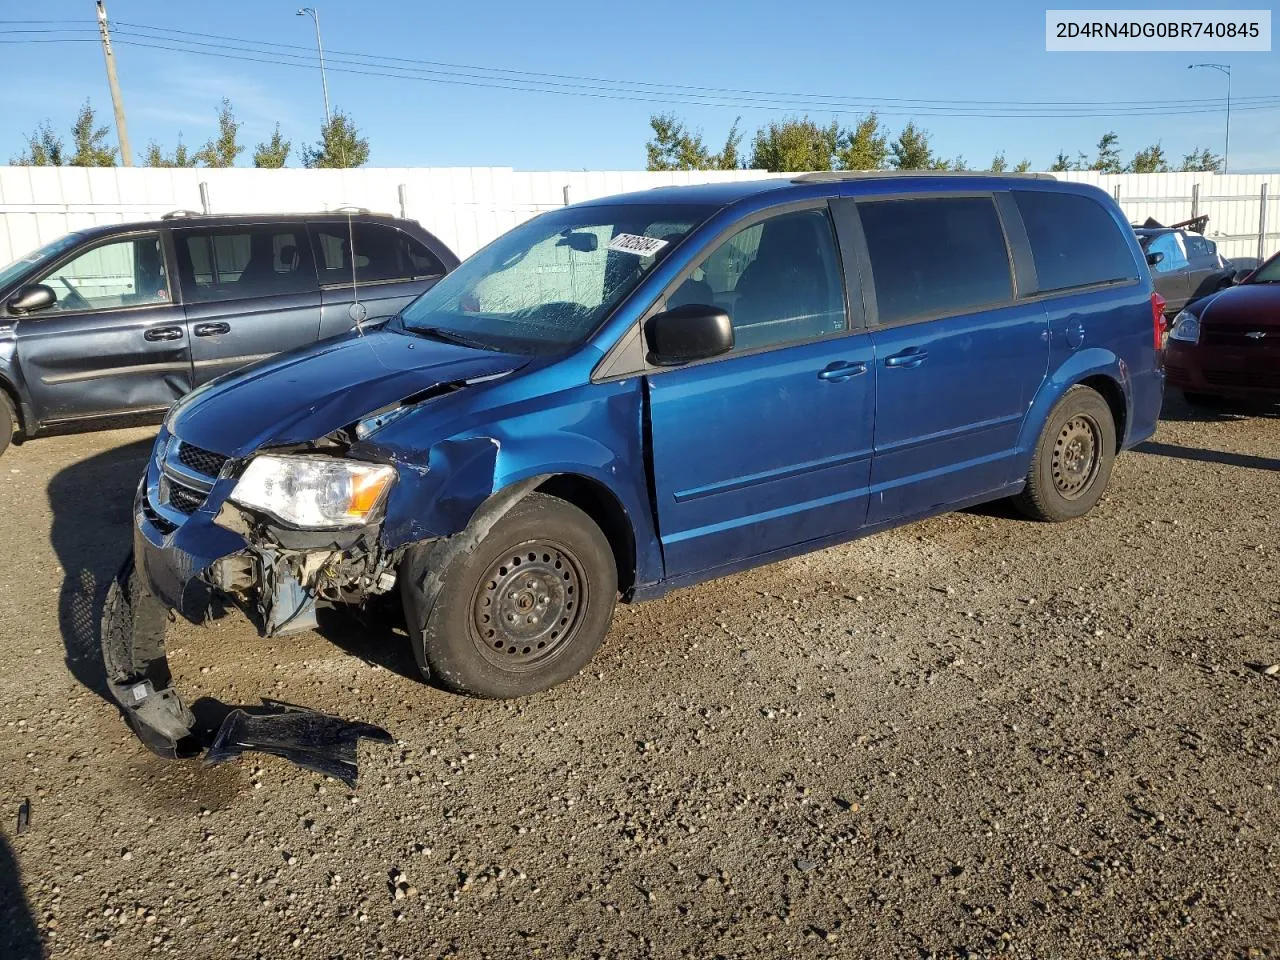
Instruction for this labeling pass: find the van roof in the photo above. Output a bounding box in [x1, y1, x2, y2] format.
[578, 171, 1094, 210]
[70, 209, 412, 241]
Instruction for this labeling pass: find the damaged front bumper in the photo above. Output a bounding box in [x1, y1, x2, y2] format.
[106, 429, 402, 756]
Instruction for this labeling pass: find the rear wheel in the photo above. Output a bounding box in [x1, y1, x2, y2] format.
[1013, 385, 1116, 522]
[400, 493, 617, 698]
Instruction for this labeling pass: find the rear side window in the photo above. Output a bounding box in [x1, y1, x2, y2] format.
[858, 197, 1012, 324]
[311, 222, 446, 285]
[1183, 233, 1213, 259]
[1014, 191, 1138, 294]
[177, 225, 316, 303]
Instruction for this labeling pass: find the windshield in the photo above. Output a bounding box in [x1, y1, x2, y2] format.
[1247, 255, 1280, 283]
[399, 203, 714, 354]
[0, 232, 85, 291]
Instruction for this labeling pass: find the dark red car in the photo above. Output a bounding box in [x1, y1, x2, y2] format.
[1165, 252, 1280, 406]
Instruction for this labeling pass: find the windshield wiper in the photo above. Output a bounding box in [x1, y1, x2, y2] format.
[406, 325, 494, 350]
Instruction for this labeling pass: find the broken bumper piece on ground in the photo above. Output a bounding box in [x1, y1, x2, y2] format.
[100, 552, 391, 783]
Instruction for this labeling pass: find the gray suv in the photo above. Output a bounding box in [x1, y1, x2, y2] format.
[0, 211, 458, 455]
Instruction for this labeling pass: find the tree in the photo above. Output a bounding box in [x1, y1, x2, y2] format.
[645, 113, 741, 171]
[11, 120, 64, 165]
[1049, 151, 1073, 172]
[302, 111, 370, 168]
[143, 136, 196, 168]
[1128, 142, 1169, 174]
[1089, 131, 1122, 173]
[646, 113, 710, 171]
[749, 116, 840, 172]
[836, 113, 889, 170]
[1013, 158, 1032, 173]
[715, 119, 744, 171]
[253, 123, 292, 168]
[69, 100, 117, 166]
[1178, 146, 1223, 173]
[990, 153, 1008, 173]
[889, 121, 943, 170]
[194, 98, 243, 168]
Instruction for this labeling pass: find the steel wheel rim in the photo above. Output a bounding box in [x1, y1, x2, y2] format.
[1051, 414, 1101, 500]
[469, 540, 587, 670]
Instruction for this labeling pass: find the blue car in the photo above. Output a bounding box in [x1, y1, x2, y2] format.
[105, 173, 1164, 754]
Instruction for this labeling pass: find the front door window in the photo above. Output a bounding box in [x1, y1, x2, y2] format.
[36, 235, 170, 313]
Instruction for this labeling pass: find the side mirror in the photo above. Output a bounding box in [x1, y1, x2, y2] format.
[7, 283, 55, 315]
[1232, 268, 1254, 284]
[1145, 251, 1164, 267]
[645, 303, 734, 367]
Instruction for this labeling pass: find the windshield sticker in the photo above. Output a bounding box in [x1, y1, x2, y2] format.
[607, 234, 668, 257]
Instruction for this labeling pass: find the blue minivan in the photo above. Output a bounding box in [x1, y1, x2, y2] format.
[106, 173, 1164, 752]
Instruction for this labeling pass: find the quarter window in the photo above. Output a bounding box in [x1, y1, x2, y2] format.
[311, 222, 446, 285]
[177, 225, 316, 303]
[858, 197, 1013, 324]
[1013, 190, 1138, 293]
[36, 234, 169, 313]
[668, 208, 847, 353]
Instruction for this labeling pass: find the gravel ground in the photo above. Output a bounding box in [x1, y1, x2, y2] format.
[0, 395, 1277, 959]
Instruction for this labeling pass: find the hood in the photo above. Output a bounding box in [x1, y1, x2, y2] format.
[1195, 283, 1280, 328]
[169, 330, 527, 457]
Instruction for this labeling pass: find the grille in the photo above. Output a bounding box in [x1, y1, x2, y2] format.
[168, 483, 206, 515]
[1201, 326, 1279, 351]
[1203, 369, 1280, 390]
[177, 442, 229, 478]
[142, 500, 177, 535]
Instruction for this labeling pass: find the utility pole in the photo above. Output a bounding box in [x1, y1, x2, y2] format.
[96, 0, 132, 166]
[297, 8, 332, 126]
[1188, 63, 1231, 173]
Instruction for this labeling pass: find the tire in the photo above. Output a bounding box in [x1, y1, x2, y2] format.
[400, 492, 617, 698]
[1013, 385, 1117, 523]
[0, 391, 14, 457]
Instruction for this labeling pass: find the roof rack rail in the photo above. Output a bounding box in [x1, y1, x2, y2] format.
[790, 170, 1057, 183]
[161, 209, 201, 219]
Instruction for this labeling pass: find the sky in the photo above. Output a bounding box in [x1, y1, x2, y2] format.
[0, 0, 1276, 172]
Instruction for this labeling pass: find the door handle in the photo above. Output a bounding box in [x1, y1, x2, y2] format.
[193, 322, 230, 337]
[144, 326, 184, 342]
[817, 360, 867, 382]
[884, 348, 928, 368]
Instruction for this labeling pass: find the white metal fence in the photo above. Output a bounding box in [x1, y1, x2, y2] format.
[1, 166, 1276, 267]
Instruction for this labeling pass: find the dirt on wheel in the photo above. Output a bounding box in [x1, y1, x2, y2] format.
[0, 396, 1277, 958]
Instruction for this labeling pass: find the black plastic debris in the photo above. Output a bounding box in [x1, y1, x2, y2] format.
[205, 701, 392, 787]
[16, 799, 30, 835]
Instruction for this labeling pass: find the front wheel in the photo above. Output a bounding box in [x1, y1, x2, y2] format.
[400, 493, 617, 698]
[0, 392, 14, 457]
[1013, 385, 1117, 522]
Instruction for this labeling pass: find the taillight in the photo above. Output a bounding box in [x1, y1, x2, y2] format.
[1151, 292, 1166, 351]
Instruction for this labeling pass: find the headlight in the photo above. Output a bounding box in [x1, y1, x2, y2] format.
[1168, 310, 1200, 344]
[230, 455, 396, 529]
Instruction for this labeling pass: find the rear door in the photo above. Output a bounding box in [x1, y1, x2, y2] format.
[12, 230, 192, 426]
[311, 219, 449, 340]
[1183, 233, 1229, 302]
[646, 203, 876, 579]
[173, 222, 322, 385]
[855, 193, 1049, 524]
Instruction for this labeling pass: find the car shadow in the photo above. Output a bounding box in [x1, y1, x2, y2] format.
[1160, 392, 1280, 423]
[46, 436, 154, 705]
[0, 833, 42, 960]
[1135, 440, 1280, 473]
[314, 601, 422, 684]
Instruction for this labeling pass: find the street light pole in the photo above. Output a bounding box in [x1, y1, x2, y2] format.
[297, 7, 331, 127]
[1188, 63, 1231, 173]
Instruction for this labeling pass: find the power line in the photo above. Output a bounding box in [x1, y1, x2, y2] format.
[107, 20, 1276, 112]
[100, 35, 1280, 119]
